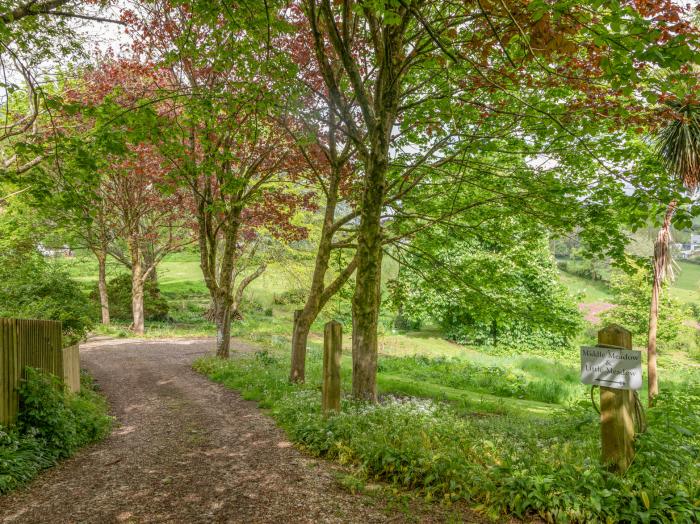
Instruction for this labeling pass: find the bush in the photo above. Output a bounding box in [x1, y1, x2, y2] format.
[92, 273, 169, 322]
[0, 368, 112, 494]
[0, 254, 93, 343]
[195, 354, 700, 523]
[392, 313, 421, 331]
[602, 262, 683, 348]
[272, 288, 307, 306]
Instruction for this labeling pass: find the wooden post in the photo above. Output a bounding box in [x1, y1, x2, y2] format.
[597, 325, 635, 473]
[322, 321, 342, 414]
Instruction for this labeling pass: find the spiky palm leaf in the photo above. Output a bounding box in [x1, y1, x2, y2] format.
[656, 102, 700, 190]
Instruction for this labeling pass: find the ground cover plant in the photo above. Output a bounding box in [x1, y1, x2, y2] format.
[195, 351, 700, 523]
[0, 369, 112, 494]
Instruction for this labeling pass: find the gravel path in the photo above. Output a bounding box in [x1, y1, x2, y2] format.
[0, 337, 483, 523]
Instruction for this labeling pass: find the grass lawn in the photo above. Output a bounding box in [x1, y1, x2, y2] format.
[559, 260, 700, 307]
[669, 260, 700, 305]
[557, 270, 612, 303]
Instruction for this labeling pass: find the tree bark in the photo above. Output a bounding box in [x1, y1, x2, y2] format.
[196, 195, 244, 359]
[131, 271, 145, 335]
[647, 201, 676, 406]
[290, 173, 339, 382]
[352, 156, 388, 402]
[290, 307, 315, 382]
[215, 298, 232, 358]
[96, 252, 110, 325]
[143, 243, 159, 287]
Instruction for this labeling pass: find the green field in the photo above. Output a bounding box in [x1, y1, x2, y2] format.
[559, 260, 700, 307]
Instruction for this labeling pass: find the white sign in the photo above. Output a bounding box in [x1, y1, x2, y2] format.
[580, 346, 643, 390]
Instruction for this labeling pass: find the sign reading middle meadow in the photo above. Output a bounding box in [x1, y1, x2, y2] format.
[580, 346, 643, 390]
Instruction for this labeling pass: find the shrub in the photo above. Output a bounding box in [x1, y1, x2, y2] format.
[272, 288, 307, 306]
[601, 261, 683, 348]
[0, 368, 111, 494]
[0, 254, 93, 343]
[92, 273, 169, 322]
[392, 313, 421, 331]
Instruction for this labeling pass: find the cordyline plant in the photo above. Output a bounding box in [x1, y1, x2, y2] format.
[648, 101, 700, 405]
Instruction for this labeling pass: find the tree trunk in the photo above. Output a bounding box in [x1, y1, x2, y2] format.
[96, 252, 110, 325]
[351, 157, 387, 402]
[129, 240, 146, 335]
[289, 184, 338, 382]
[647, 201, 676, 406]
[290, 308, 315, 382]
[131, 272, 145, 335]
[215, 297, 232, 358]
[143, 243, 159, 287]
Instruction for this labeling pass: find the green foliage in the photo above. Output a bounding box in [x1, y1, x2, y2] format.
[272, 288, 307, 306]
[602, 261, 683, 347]
[392, 313, 421, 332]
[390, 233, 583, 352]
[196, 354, 700, 523]
[92, 273, 169, 322]
[0, 368, 111, 494]
[0, 253, 93, 343]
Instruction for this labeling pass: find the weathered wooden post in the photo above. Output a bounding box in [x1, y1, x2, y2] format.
[322, 320, 342, 414]
[583, 325, 638, 473]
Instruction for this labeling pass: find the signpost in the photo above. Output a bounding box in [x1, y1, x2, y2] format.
[580, 346, 642, 390]
[584, 325, 638, 473]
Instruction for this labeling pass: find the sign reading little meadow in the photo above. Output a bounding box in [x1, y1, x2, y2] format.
[580, 346, 643, 390]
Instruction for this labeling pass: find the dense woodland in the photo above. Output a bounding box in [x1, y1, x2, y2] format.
[1, 0, 700, 522]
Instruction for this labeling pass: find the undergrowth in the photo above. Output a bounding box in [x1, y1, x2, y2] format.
[194, 352, 700, 523]
[0, 368, 112, 494]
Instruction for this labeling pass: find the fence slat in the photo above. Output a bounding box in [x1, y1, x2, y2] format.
[0, 318, 76, 427]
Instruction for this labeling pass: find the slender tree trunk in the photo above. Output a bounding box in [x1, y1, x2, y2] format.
[97, 252, 110, 325]
[647, 201, 676, 406]
[290, 182, 339, 382]
[144, 243, 159, 287]
[131, 270, 145, 335]
[290, 308, 316, 382]
[352, 155, 387, 402]
[215, 297, 232, 358]
[199, 205, 242, 359]
[127, 237, 146, 335]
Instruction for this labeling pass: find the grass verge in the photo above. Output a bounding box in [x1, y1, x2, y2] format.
[194, 350, 700, 523]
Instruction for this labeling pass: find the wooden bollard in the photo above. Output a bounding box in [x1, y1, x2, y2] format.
[597, 325, 635, 473]
[322, 321, 342, 414]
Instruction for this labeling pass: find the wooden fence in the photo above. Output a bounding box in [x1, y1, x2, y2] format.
[0, 319, 80, 427]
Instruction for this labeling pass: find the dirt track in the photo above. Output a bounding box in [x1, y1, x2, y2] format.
[0, 337, 482, 523]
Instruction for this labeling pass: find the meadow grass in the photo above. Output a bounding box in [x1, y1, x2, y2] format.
[557, 270, 613, 303]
